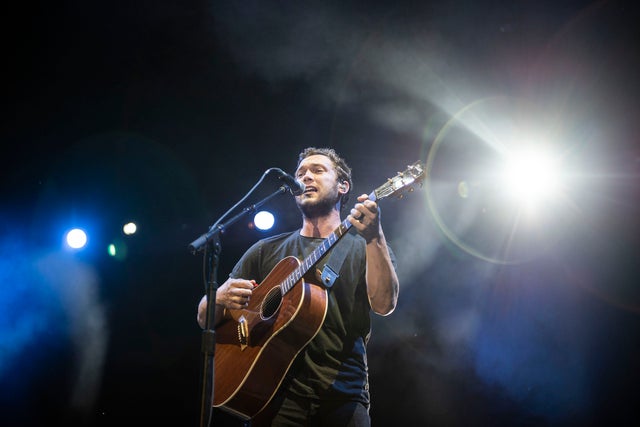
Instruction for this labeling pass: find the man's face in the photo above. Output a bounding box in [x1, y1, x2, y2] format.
[294, 154, 342, 218]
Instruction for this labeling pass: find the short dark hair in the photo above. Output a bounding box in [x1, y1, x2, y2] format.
[297, 147, 353, 209]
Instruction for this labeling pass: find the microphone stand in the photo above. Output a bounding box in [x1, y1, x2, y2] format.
[190, 185, 290, 427]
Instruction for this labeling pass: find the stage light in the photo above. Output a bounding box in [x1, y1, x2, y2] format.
[501, 145, 563, 210]
[123, 222, 137, 235]
[65, 228, 88, 249]
[254, 211, 275, 231]
[423, 96, 577, 264]
[107, 239, 128, 260]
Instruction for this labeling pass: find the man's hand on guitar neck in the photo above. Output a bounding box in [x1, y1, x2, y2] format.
[348, 194, 382, 244]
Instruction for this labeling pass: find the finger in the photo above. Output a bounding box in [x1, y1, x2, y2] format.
[362, 199, 377, 210]
[233, 288, 253, 298]
[228, 295, 249, 308]
[361, 208, 374, 220]
[236, 280, 257, 289]
[347, 215, 362, 227]
[350, 207, 362, 220]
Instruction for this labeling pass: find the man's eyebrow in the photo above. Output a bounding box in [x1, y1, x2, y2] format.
[297, 162, 327, 171]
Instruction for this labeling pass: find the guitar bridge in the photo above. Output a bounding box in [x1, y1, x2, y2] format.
[237, 315, 249, 350]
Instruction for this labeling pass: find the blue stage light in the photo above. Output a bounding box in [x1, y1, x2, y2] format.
[65, 228, 88, 249]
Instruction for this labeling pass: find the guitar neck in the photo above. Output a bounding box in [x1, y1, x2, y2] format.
[280, 217, 352, 294]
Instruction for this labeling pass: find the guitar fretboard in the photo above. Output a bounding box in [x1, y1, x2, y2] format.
[280, 219, 352, 294]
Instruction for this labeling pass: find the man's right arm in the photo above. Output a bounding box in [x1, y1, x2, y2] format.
[197, 277, 256, 328]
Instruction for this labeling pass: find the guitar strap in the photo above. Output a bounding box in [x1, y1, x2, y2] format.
[317, 232, 354, 288]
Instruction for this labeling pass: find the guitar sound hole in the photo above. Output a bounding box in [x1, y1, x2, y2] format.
[261, 287, 283, 319]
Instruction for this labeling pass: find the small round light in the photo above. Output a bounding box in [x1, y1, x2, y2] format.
[66, 229, 88, 249]
[123, 222, 137, 235]
[254, 211, 275, 231]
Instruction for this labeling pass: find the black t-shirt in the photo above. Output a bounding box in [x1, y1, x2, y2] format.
[229, 229, 397, 405]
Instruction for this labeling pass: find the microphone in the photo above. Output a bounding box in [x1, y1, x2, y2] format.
[273, 168, 305, 196]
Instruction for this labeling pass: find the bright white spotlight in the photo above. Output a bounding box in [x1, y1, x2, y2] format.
[123, 222, 137, 235]
[254, 211, 275, 231]
[502, 146, 562, 209]
[66, 228, 88, 249]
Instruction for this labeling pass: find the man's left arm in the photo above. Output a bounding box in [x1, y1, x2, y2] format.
[349, 194, 399, 315]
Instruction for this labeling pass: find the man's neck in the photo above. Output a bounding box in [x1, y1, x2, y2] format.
[299, 210, 342, 238]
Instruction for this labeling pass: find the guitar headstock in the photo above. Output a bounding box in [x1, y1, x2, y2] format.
[373, 161, 425, 201]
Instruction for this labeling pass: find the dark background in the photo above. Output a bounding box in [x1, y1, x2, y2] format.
[2, 1, 639, 426]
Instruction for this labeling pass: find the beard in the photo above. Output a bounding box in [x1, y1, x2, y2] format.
[296, 190, 341, 219]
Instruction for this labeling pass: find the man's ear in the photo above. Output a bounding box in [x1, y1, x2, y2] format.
[338, 181, 349, 193]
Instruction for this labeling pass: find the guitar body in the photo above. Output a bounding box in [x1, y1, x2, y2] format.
[213, 256, 328, 420]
